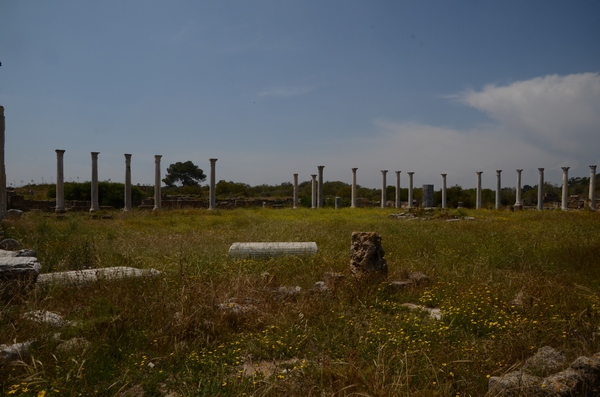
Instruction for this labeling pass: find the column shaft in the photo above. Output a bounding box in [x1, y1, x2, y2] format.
[537, 168, 544, 211]
[317, 166, 324, 208]
[90, 152, 100, 212]
[351, 168, 358, 208]
[407, 172, 414, 209]
[515, 169, 523, 209]
[590, 165, 597, 212]
[561, 167, 569, 211]
[381, 170, 387, 209]
[124, 154, 132, 211]
[441, 174, 447, 209]
[395, 171, 401, 209]
[55, 150, 66, 212]
[209, 159, 217, 210]
[293, 173, 299, 209]
[0, 106, 5, 219]
[311, 174, 317, 209]
[153, 155, 162, 210]
[476, 172, 483, 210]
[495, 170, 502, 210]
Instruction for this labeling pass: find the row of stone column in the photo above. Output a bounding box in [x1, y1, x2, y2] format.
[293, 166, 597, 211]
[54, 151, 220, 212]
[53, 152, 597, 212]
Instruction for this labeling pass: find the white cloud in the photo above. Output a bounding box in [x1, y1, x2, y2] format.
[456, 73, 600, 157]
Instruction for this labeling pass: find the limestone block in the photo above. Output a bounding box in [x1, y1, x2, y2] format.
[23, 310, 71, 328]
[311, 281, 329, 293]
[7, 209, 23, 218]
[0, 342, 33, 367]
[0, 249, 37, 258]
[488, 371, 543, 396]
[57, 338, 90, 353]
[350, 232, 388, 282]
[37, 266, 161, 286]
[228, 242, 318, 259]
[0, 257, 41, 280]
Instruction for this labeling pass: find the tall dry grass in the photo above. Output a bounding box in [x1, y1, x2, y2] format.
[1, 207, 599, 396]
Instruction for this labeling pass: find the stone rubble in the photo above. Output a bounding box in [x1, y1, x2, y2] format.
[488, 347, 600, 396]
[350, 232, 388, 282]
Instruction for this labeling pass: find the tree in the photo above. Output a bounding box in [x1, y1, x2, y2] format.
[163, 161, 206, 187]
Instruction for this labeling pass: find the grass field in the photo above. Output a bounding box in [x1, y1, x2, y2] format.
[1, 208, 600, 396]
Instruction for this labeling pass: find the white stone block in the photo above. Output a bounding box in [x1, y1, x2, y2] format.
[37, 266, 161, 286]
[228, 242, 318, 259]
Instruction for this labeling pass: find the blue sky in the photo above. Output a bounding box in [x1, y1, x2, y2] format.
[1, 1, 599, 190]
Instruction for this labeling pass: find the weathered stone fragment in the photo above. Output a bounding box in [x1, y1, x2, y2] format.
[350, 232, 388, 282]
[488, 371, 543, 396]
[522, 346, 567, 376]
[323, 272, 345, 290]
[311, 281, 329, 293]
[36, 266, 160, 286]
[0, 257, 41, 281]
[0, 342, 33, 367]
[229, 242, 318, 259]
[23, 310, 70, 328]
[57, 337, 90, 353]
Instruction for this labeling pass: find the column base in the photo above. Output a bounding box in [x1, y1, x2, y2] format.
[513, 204, 523, 211]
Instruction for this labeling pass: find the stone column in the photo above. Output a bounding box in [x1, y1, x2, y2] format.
[495, 170, 502, 210]
[422, 184, 434, 207]
[90, 152, 100, 213]
[311, 174, 317, 209]
[124, 154, 132, 211]
[351, 168, 358, 208]
[317, 165, 324, 208]
[476, 172, 483, 210]
[209, 158, 217, 210]
[441, 174, 447, 209]
[293, 173, 299, 209]
[561, 167, 569, 211]
[55, 150, 66, 213]
[153, 155, 162, 211]
[590, 165, 597, 212]
[0, 106, 5, 219]
[407, 172, 414, 208]
[395, 171, 401, 209]
[335, 197, 341, 210]
[381, 170, 388, 208]
[537, 168, 544, 211]
[515, 169, 523, 210]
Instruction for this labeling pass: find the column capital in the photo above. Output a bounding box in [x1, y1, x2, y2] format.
[91, 151, 99, 157]
[209, 158, 218, 164]
[590, 165, 597, 171]
[125, 153, 132, 159]
[516, 169, 523, 173]
[441, 173, 447, 177]
[496, 170, 502, 174]
[407, 171, 414, 176]
[561, 166, 570, 172]
[352, 167, 358, 172]
[381, 170, 388, 174]
[538, 168, 545, 173]
[476, 171, 483, 176]
[55, 149, 65, 155]
[318, 165, 325, 169]
[395, 170, 401, 175]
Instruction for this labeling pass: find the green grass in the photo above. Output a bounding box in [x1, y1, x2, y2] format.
[1, 208, 600, 396]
